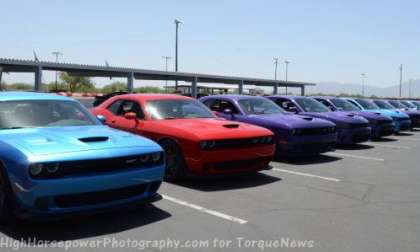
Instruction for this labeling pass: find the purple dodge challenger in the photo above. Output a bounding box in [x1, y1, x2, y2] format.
[267, 96, 371, 145]
[199, 95, 337, 157]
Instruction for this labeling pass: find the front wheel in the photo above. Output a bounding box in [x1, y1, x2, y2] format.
[159, 140, 187, 182]
[0, 168, 16, 223]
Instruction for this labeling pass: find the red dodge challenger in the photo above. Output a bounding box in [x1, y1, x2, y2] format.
[91, 94, 275, 180]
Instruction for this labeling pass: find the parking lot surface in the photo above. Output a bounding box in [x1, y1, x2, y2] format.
[1, 130, 420, 251]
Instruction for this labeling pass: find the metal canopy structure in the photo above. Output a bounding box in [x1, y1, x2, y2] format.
[0, 58, 315, 97]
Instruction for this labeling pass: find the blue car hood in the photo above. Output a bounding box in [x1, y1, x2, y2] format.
[350, 110, 392, 121]
[366, 109, 409, 119]
[301, 111, 368, 124]
[0, 125, 156, 156]
[248, 113, 335, 129]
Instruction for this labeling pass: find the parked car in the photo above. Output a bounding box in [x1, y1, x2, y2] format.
[346, 98, 411, 133]
[199, 95, 337, 157]
[407, 100, 420, 110]
[267, 96, 371, 145]
[374, 100, 420, 128]
[0, 92, 164, 222]
[93, 92, 129, 107]
[91, 94, 275, 181]
[400, 100, 419, 111]
[312, 96, 394, 139]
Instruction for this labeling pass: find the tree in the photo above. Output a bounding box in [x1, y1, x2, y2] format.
[101, 81, 127, 93]
[59, 72, 95, 92]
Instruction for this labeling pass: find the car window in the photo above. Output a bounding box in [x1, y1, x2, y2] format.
[208, 99, 239, 114]
[118, 100, 145, 119]
[146, 99, 215, 120]
[107, 100, 123, 115]
[317, 99, 335, 110]
[355, 99, 380, 110]
[0, 100, 97, 129]
[373, 100, 394, 109]
[272, 98, 296, 111]
[238, 98, 285, 115]
[330, 98, 361, 111]
[294, 97, 330, 112]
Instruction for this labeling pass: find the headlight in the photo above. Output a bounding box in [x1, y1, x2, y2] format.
[266, 136, 273, 144]
[46, 162, 60, 173]
[139, 154, 150, 163]
[29, 163, 44, 176]
[200, 141, 216, 149]
[151, 152, 162, 162]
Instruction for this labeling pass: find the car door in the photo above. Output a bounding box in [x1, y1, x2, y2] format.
[103, 99, 144, 133]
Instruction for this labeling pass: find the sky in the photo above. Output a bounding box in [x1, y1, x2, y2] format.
[1, 0, 420, 88]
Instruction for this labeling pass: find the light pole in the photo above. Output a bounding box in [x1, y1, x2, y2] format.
[52, 51, 63, 90]
[409, 78, 413, 98]
[162, 56, 172, 93]
[361, 72, 366, 97]
[0, 66, 3, 91]
[174, 19, 182, 90]
[399, 64, 403, 97]
[273, 57, 279, 80]
[284, 60, 290, 95]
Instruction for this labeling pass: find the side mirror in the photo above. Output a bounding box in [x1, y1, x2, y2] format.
[124, 112, 137, 120]
[96, 115, 106, 124]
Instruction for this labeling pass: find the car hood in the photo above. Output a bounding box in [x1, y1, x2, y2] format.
[350, 111, 392, 122]
[148, 118, 273, 140]
[301, 111, 369, 124]
[367, 109, 409, 118]
[246, 113, 336, 129]
[0, 125, 157, 156]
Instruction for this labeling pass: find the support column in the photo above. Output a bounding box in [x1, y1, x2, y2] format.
[273, 83, 279, 95]
[127, 72, 134, 93]
[238, 80, 244, 94]
[191, 76, 198, 98]
[301, 86, 305, 96]
[0, 67, 3, 91]
[34, 65, 42, 91]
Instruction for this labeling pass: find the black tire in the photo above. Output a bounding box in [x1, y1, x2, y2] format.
[0, 166, 16, 223]
[159, 140, 187, 182]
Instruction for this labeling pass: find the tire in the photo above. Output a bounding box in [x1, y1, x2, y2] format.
[0, 166, 16, 223]
[159, 140, 187, 182]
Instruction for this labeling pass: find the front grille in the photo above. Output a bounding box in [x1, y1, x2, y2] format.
[32, 153, 163, 179]
[349, 123, 369, 129]
[377, 119, 393, 125]
[54, 184, 149, 208]
[395, 117, 408, 121]
[295, 127, 336, 136]
[203, 137, 273, 150]
[352, 133, 370, 143]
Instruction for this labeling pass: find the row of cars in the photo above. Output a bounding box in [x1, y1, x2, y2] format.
[0, 91, 418, 222]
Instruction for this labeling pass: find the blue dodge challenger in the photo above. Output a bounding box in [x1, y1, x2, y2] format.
[0, 92, 164, 221]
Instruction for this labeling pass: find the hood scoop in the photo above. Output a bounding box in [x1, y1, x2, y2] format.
[78, 136, 109, 143]
[347, 114, 355, 117]
[223, 123, 240, 128]
[301, 116, 313, 121]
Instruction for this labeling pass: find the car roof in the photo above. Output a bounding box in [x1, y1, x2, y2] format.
[0, 91, 74, 102]
[202, 95, 266, 100]
[113, 93, 194, 101]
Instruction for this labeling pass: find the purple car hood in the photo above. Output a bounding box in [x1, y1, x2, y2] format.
[247, 113, 336, 129]
[301, 111, 369, 124]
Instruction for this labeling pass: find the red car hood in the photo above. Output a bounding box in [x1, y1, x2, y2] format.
[150, 118, 273, 140]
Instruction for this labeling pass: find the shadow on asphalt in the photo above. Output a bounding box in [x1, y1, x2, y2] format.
[395, 132, 414, 136]
[276, 154, 342, 165]
[169, 172, 281, 192]
[336, 143, 374, 150]
[0, 204, 170, 244]
[371, 137, 398, 142]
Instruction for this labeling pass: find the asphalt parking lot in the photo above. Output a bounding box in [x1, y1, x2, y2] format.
[0, 99, 419, 252]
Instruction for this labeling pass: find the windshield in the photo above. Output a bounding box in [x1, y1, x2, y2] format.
[355, 99, 379, 110]
[0, 100, 97, 129]
[388, 100, 407, 109]
[146, 99, 215, 120]
[373, 100, 394, 109]
[294, 97, 330, 112]
[401, 101, 416, 108]
[238, 98, 286, 115]
[331, 98, 361, 111]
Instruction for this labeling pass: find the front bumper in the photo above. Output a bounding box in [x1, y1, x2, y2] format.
[394, 119, 411, 133]
[184, 145, 275, 176]
[12, 165, 165, 218]
[277, 133, 337, 157]
[337, 126, 371, 144]
[371, 122, 394, 138]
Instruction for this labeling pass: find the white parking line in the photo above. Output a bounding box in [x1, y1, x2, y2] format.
[328, 152, 385, 162]
[272, 168, 341, 182]
[391, 137, 420, 142]
[368, 143, 411, 149]
[162, 194, 248, 224]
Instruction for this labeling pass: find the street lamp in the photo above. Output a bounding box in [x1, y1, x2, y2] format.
[174, 19, 182, 90]
[361, 72, 366, 97]
[162, 56, 172, 93]
[52, 51, 63, 91]
[273, 57, 279, 80]
[284, 60, 290, 95]
[399, 64, 403, 97]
